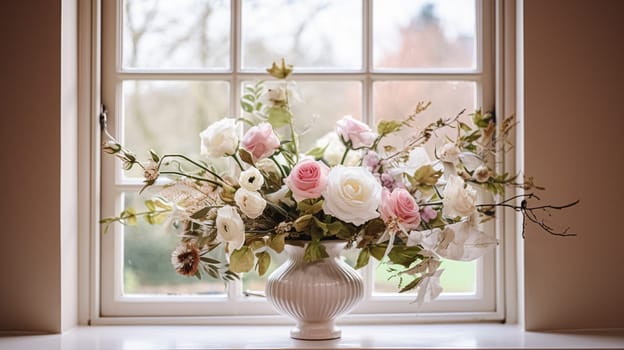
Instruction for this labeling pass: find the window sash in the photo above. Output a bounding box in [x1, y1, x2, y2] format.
[100, 0, 499, 319]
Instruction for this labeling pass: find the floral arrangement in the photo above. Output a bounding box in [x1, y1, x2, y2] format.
[102, 59, 576, 304]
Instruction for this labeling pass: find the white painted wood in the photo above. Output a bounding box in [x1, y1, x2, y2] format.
[2, 325, 623, 349]
[98, 0, 501, 320]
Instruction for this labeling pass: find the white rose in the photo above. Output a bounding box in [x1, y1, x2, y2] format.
[322, 166, 382, 226]
[216, 205, 245, 250]
[442, 175, 477, 218]
[200, 118, 240, 158]
[238, 167, 264, 191]
[316, 132, 360, 166]
[473, 165, 490, 183]
[234, 188, 267, 219]
[439, 143, 461, 163]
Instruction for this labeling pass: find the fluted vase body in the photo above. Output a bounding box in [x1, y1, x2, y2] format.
[265, 241, 364, 340]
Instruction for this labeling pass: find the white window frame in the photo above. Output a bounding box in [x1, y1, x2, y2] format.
[85, 0, 517, 324]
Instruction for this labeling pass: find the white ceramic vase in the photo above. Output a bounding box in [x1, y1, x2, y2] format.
[265, 241, 364, 340]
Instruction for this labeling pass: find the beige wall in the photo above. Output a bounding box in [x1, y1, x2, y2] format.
[0, 0, 78, 333]
[523, 0, 624, 330]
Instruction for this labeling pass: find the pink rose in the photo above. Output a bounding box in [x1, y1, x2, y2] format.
[379, 188, 421, 229]
[336, 115, 377, 148]
[285, 159, 329, 202]
[241, 122, 280, 160]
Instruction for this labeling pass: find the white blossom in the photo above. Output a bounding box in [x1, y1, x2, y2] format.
[322, 166, 382, 226]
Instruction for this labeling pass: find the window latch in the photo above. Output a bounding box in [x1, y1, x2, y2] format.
[99, 103, 116, 141]
[99, 104, 108, 132]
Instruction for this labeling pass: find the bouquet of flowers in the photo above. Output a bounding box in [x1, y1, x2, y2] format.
[102, 59, 576, 304]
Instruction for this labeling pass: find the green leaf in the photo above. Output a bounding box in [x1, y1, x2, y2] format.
[370, 244, 387, 261]
[355, 248, 370, 270]
[255, 251, 271, 276]
[399, 277, 422, 293]
[145, 211, 167, 225]
[238, 148, 255, 165]
[409, 165, 443, 187]
[294, 214, 314, 232]
[266, 58, 293, 79]
[120, 208, 137, 225]
[364, 218, 386, 236]
[190, 206, 211, 220]
[241, 100, 253, 113]
[303, 241, 329, 263]
[144, 199, 156, 211]
[458, 121, 472, 132]
[267, 107, 293, 128]
[297, 199, 324, 215]
[194, 270, 202, 280]
[267, 232, 288, 253]
[229, 246, 255, 273]
[388, 246, 422, 268]
[249, 239, 265, 251]
[204, 265, 219, 279]
[149, 149, 160, 162]
[305, 145, 328, 159]
[377, 120, 402, 136]
[199, 256, 220, 264]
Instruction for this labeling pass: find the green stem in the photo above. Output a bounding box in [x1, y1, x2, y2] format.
[284, 81, 299, 163]
[159, 154, 224, 181]
[288, 121, 299, 163]
[339, 147, 350, 165]
[160, 171, 222, 187]
[420, 201, 443, 206]
[270, 155, 286, 178]
[231, 154, 245, 171]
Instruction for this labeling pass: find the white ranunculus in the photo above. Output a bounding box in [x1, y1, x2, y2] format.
[200, 118, 240, 158]
[439, 143, 461, 163]
[322, 166, 382, 226]
[315, 132, 360, 166]
[234, 188, 267, 219]
[216, 205, 245, 250]
[442, 175, 477, 218]
[238, 167, 264, 191]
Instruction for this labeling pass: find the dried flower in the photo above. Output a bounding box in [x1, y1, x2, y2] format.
[170, 243, 201, 276]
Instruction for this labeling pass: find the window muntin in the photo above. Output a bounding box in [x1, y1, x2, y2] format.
[101, 0, 497, 318]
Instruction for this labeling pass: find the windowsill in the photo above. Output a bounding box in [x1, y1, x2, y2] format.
[2, 324, 624, 349]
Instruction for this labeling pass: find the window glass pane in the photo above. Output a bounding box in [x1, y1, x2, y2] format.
[121, 80, 229, 178]
[241, 0, 362, 70]
[122, 0, 230, 70]
[242, 80, 362, 152]
[122, 192, 227, 296]
[374, 259, 476, 294]
[373, 80, 476, 157]
[373, 0, 476, 69]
